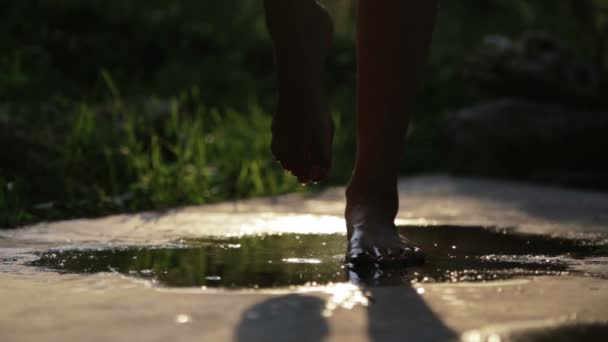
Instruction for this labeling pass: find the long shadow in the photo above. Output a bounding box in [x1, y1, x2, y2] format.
[235, 294, 329, 342]
[350, 268, 457, 342]
[365, 286, 456, 342]
[235, 268, 456, 342]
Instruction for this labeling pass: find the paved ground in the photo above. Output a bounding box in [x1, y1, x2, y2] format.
[1, 175, 608, 341]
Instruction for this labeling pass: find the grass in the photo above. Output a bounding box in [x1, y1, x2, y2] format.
[0, 68, 364, 228]
[1, 83, 314, 227]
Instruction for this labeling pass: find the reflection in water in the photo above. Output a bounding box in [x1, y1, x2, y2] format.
[29, 225, 608, 288]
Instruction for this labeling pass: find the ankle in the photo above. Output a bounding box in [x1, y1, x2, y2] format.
[345, 181, 398, 223]
[346, 172, 397, 196]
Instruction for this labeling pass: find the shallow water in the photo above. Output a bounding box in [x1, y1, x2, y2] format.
[29, 225, 608, 288]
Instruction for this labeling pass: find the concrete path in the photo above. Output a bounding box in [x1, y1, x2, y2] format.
[1, 175, 608, 341]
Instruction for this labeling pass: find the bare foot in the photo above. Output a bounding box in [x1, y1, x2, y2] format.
[345, 184, 424, 267]
[346, 222, 424, 267]
[265, 0, 334, 183]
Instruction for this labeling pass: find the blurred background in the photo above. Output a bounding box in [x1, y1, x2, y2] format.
[1, 0, 607, 227]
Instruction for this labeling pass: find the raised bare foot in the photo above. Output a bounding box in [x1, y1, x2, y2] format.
[345, 184, 424, 267]
[265, 0, 334, 183]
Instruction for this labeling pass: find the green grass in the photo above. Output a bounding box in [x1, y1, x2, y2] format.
[0, 68, 364, 228]
[1, 84, 314, 227]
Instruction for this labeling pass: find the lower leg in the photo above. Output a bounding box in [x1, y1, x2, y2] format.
[263, 0, 334, 183]
[346, 0, 438, 265]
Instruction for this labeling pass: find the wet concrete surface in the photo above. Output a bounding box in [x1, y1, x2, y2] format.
[2, 175, 608, 341]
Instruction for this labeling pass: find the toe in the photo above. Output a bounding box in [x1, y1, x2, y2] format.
[397, 244, 425, 265]
[291, 150, 314, 183]
[309, 165, 322, 182]
[347, 242, 425, 267]
[291, 164, 308, 183]
[308, 158, 331, 182]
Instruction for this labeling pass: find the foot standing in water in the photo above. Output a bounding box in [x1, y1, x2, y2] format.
[264, 0, 438, 266]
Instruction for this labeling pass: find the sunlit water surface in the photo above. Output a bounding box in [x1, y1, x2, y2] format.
[29, 226, 608, 288]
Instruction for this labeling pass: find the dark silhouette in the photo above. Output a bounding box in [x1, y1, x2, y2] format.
[235, 268, 456, 341]
[264, 0, 439, 265]
[236, 294, 329, 342]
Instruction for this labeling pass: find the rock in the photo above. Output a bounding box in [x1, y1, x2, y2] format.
[464, 32, 600, 103]
[442, 99, 608, 187]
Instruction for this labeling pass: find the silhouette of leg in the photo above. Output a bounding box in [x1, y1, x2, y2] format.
[264, 0, 334, 183]
[346, 0, 438, 265]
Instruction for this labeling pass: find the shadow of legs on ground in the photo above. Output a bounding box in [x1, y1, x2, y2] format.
[234, 268, 456, 342]
[349, 268, 457, 342]
[235, 294, 329, 342]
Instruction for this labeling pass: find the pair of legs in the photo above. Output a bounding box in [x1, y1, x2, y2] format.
[264, 0, 438, 265]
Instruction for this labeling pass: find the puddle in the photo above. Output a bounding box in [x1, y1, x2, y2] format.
[28, 226, 608, 288]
